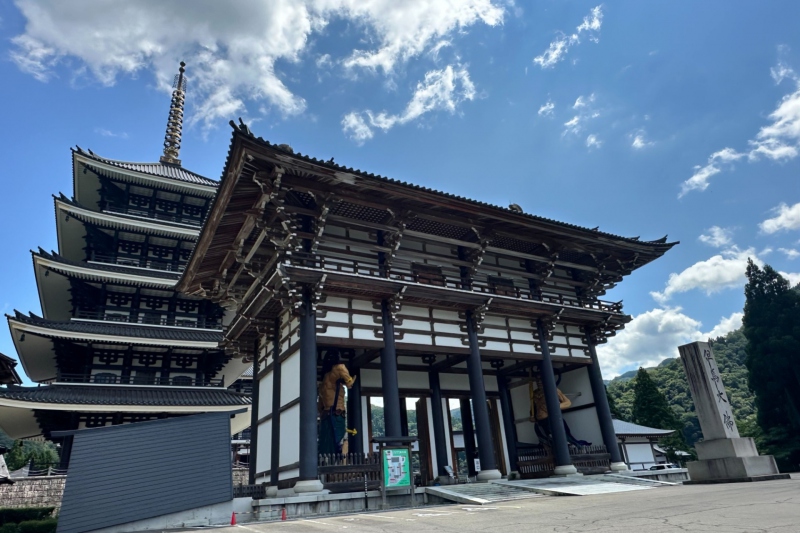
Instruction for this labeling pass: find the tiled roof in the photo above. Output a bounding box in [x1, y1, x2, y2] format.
[9, 311, 223, 344]
[0, 352, 22, 385]
[613, 419, 675, 437]
[35, 248, 181, 282]
[73, 147, 218, 187]
[0, 384, 249, 406]
[225, 121, 677, 248]
[241, 366, 253, 378]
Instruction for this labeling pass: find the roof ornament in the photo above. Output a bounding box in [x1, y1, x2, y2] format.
[160, 61, 187, 166]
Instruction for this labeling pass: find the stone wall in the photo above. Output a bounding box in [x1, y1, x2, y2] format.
[0, 476, 66, 510]
[232, 467, 248, 486]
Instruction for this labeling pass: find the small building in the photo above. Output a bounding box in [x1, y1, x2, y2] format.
[177, 121, 677, 492]
[613, 419, 676, 470]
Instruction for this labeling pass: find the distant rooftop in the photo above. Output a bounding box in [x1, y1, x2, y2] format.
[613, 419, 676, 438]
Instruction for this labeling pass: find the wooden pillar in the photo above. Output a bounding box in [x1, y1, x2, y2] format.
[464, 311, 501, 481]
[380, 300, 403, 439]
[270, 319, 283, 486]
[497, 374, 519, 474]
[428, 368, 450, 478]
[248, 336, 261, 485]
[294, 288, 323, 493]
[585, 327, 626, 470]
[347, 367, 364, 455]
[460, 398, 477, 477]
[399, 397, 409, 437]
[536, 318, 576, 475]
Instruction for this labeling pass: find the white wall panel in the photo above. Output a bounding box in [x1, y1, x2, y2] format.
[280, 351, 300, 405]
[258, 371, 273, 418]
[256, 419, 271, 475]
[279, 404, 300, 466]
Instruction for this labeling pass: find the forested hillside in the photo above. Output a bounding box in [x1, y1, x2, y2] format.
[606, 328, 756, 447]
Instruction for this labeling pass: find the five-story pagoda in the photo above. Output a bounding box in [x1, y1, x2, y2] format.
[0, 63, 251, 464]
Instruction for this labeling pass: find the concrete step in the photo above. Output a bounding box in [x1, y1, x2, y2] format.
[490, 475, 665, 496]
[426, 482, 546, 505]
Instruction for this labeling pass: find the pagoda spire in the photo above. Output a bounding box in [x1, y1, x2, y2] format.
[160, 61, 187, 166]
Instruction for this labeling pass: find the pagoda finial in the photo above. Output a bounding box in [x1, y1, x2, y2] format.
[160, 61, 187, 166]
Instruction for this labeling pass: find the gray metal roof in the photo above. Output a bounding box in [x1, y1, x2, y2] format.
[73, 147, 218, 187]
[0, 384, 250, 406]
[225, 121, 677, 248]
[9, 311, 222, 343]
[34, 248, 181, 282]
[613, 419, 676, 437]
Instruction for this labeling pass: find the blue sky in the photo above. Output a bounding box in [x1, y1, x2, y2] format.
[1, 1, 799, 379]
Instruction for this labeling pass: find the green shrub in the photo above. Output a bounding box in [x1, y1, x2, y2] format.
[0, 523, 19, 533]
[17, 520, 57, 533]
[0, 508, 55, 525]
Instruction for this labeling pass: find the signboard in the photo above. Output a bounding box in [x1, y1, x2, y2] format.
[382, 448, 411, 488]
[678, 342, 740, 440]
[474, 458, 481, 473]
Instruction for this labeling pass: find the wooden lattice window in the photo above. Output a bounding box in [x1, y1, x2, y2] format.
[489, 276, 517, 297]
[412, 263, 446, 286]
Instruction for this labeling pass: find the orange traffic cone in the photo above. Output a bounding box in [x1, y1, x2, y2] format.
[230, 511, 237, 526]
[281, 507, 287, 521]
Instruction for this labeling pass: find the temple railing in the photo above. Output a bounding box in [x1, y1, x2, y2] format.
[318, 452, 381, 493]
[89, 252, 186, 273]
[72, 310, 220, 330]
[517, 444, 611, 478]
[56, 373, 225, 388]
[103, 205, 204, 227]
[287, 253, 623, 314]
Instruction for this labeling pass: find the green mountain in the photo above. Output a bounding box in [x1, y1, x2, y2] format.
[606, 328, 756, 447]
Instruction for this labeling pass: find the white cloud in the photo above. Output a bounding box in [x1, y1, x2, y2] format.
[9, 0, 503, 128]
[779, 248, 800, 259]
[597, 308, 745, 377]
[94, 127, 128, 139]
[680, 147, 744, 197]
[586, 134, 601, 148]
[562, 93, 599, 136]
[771, 45, 796, 85]
[760, 202, 800, 233]
[533, 5, 603, 69]
[681, 52, 800, 196]
[705, 312, 743, 339]
[538, 100, 555, 116]
[631, 131, 654, 149]
[781, 271, 800, 286]
[651, 246, 759, 304]
[698, 226, 734, 248]
[342, 64, 475, 143]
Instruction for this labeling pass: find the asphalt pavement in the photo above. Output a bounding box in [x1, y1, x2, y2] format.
[212, 475, 800, 533]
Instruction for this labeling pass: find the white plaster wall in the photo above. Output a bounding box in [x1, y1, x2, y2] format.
[439, 373, 471, 391]
[258, 370, 273, 420]
[562, 407, 603, 446]
[256, 418, 272, 478]
[280, 351, 300, 406]
[279, 404, 300, 467]
[624, 443, 656, 469]
[510, 383, 537, 444]
[559, 366, 594, 407]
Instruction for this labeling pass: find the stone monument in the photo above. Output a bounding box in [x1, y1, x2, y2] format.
[678, 341, 788, 483]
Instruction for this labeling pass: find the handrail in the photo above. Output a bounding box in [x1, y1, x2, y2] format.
[103, 205, 204, 226]
[57, 373, 225, 387]
[72, 310, 219, 329]
[90, 252, 187, 273]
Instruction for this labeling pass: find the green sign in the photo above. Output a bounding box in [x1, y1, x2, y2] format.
[382, 448, 411, 488]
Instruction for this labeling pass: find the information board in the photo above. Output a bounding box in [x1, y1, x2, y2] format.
[382, 448, 411, 488]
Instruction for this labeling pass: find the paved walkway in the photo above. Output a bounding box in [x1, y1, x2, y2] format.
[214, 476, 800, 533]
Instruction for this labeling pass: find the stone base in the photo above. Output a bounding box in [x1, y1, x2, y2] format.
[695, 437, 759, 460]
[553, 465, 579, 476]
[435, 475, 455, 485]
[684, 473, 790, 485]
[687, 455, 783, 483]
[293, 479, 325, 493]
[476, 469, 502, 481]
[609, 462, 629, 472]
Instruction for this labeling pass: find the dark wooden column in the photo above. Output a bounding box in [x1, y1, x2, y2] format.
[269, 319, 283, 486]
[460, 398, 477, 477]
[295, 288, 323, 492]
[399, 397, 409, 437]
[464, 311, 501, 480]
[535, 318, 576, 475]
[380, 300, 403, 439]
[346, 367, 363, 455]
[585, 327, 626, 470]
[426, 359, 449, 478]
[248, 336, 261, 485]
[497, 374, 519, 474]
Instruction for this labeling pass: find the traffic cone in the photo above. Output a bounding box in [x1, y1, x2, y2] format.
[281, 507, 287, 521]
[230, 511, 237, 525]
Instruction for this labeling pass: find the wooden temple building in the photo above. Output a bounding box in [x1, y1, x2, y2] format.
[178, 121, 677, 492]
[0, 64, 251, 461]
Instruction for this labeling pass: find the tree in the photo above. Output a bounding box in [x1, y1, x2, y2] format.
[606, 385, 622, 419]
[743, 259, 800, 470]
[631, 367, 691, 463]
[3, 439, 60, 471]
